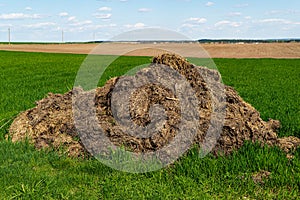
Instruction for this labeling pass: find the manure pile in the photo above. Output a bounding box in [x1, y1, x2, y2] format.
[9, 54, 300, 158]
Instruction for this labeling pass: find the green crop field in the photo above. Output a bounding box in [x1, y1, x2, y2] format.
[0, 51, 299, 199]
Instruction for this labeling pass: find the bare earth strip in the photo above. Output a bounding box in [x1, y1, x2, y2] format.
[0, 43, 300, 58]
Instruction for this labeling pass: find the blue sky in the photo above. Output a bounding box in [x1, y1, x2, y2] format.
[0, 0, 299, 42]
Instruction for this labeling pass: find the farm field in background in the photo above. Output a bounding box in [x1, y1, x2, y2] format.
[0, 51, 299, 199]
[1, 42, 300, 58]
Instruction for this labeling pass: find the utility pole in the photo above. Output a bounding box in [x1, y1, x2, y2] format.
[8, 27, 11, 45]
[61, 29, 64, 43]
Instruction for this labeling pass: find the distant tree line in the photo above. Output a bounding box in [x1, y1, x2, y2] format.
[198, 39, 300, 44]
[2, 39, 299, 44]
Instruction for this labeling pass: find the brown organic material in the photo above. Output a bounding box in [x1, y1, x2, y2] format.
[252, 170, 271, 184]
[9, 53, 299, 158]
[277, 136, 300, 153]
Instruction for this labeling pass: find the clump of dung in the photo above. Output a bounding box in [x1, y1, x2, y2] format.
[9, 53, 299, 158]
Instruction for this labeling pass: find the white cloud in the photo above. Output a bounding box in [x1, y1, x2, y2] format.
[186, 17, 207, 24]
[94, 13, 112, 19]
[215, 20, 230, 26]
[68, 23, 117, 32]
[229, 12, 242, 17]
[206, 2, 214, 7]
[181, 17, 207, 29]
[235, 4, 249, 8]
[124, 22, 145, 28]
[0, 23, 12, 28]
[25, 7, 32, 11]
[134, 23, 145, 28]
[259, 18, 300, 25]
[98, 7, 112, 11]
[215, 20, 242, 27]
[181, 23, 197, 28]
[85, 23, 116, 30]
[120, 0, 128, 2]
[266, 10, 300, 15]
[59, 12, 69, 17]
[245, 16, 252, 20]
[67, 16, 76, 21]
[70, 20, 93, 26]
[23, 22, 56, 28]
[260, 18, 286, 23]
[138, 8, 151, 12]
[0, 13, 42, 20]
[267, 10, 282, 15]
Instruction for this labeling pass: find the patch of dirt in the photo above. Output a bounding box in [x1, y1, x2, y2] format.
[252, 170, 271, 184]
[9, 53, 300, 158]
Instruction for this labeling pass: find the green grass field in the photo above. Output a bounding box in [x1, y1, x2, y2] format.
[0, 51, 299, 199]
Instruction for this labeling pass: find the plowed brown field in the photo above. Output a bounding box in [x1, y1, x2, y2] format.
[1, 42, 300, 58]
